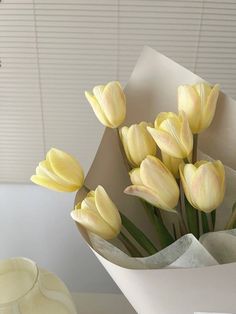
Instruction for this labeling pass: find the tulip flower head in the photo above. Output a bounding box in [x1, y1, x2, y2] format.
[71, 186, 122, 240]
[124, 155, 179, 212]
[119, 122, 157, 167]
[178, 83, 220, 134]
[147, 111, 193, 159]
[31, 148, 84, 192]
[85, 81, 126, 128]
[179, 160, 225, 213]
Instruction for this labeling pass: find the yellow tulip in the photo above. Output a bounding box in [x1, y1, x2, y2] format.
[179, 160, 225, 213]
[85, 81, 126, 128]
[178, 83, 220, 133]
[161, 152, 184, 178]
[71, 186, 122, 240]
[119, 122, 157, 167]
[147, 111, 193, 159]
[31, 148, 84, 192]
[124, 155, 179, 212]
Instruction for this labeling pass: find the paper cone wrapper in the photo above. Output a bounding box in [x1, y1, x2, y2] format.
[75, 47, 236, 314]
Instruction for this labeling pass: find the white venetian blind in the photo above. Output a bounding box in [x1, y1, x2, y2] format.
[0, 0, 236, 182]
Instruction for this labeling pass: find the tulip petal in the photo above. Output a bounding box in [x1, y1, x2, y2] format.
[93, 85, 105, 105]
[147, 127, 184, 158]
[194, 83, 212, 106]
[95, 185, 121, 232]
[71, 209, 117, 240]
[85, 91, 112, 127]
[127, 124, 157, 166]
[47, 148, 84, 189]
[201, 84, 219, 131]
[101, 81, 126, 128]
[124, 184, 177, 213]
[183, 163, 197, 186]
[37, 160, 73, 188]
[179, 164, 194, 206]
[119, 126, 136, 167]
[179, 111, 193, 156]
[154, 112, 177, 129]
[178, 85, 201, 133]
[140, 156, 179, 210]
[129, 168, 143, 185]
[81, 196, 97, 212]
[31, 175, 77, 192]
[190, 163, 224, 212]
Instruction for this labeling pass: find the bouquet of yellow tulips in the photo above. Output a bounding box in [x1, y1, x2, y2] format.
[31, 47, 236, 314]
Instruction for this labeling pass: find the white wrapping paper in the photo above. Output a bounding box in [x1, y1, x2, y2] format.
[76, 47, 236, 314]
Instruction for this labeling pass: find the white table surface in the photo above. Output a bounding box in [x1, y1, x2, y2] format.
[72, 293, 136, 314]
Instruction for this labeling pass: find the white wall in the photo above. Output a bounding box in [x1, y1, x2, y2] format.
[0, 184, 119, 293]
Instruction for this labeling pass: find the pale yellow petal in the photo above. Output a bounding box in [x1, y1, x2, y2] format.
[101, 81, 126, 128]
[71, 209, 118, 240]
[47, 148, 84, 189]
[183, 163, 197, 186]
[178, 85, 201, 133]
[31, 175, 77, 192]
[95, 185, 121, 233]
[190, 163, 224, 212]
[140, 156, 179, 210]
[127, 124, 157, 166]
[194, 82, 212, 105]
[119, 126, 136, 167]
[85, 91, 112, 127]
[179, 164, 194, 206]
[92, 85, 105, 105]
[147, 127, 185, 158]
[200, 84, 219, 131]
[81, 196, 97, 212]
[129, 168, 143, 185]
[37, 160, 72, 187]
[124, 184, 177, 213]
[154, 112, 177, 129]
[179, 111, 193, 156]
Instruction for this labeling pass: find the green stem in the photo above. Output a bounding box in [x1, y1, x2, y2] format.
[120, 212, 158, 255]
[201, 212, 210, 234]
[118, 232, 143, 257]
[144, 202, 174, 248]
[185, 198, 199, 238]
[178, 180, 188, 235]
[211, 210, 216, 230]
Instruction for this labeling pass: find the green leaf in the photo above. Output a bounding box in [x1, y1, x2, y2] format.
[120, 212, 158, 255]
[119, 232, 142, 257]
[144, 202, 174, 248]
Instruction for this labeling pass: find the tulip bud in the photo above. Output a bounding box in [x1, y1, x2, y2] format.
[85, 81, 126, 128]
[119, 122, 157, 167]
[124, 155, 179, 212]
[161, 152, 184, 178]
[178, 83, 220, 134]
[147, 111, 193, 159]
[179, 160, 225, 213]
[71, 186, 122, 240]
[31, 148, 84, 192]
